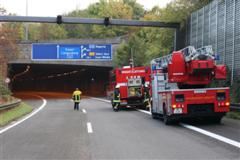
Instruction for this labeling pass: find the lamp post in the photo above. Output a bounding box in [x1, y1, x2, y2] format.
[25, 0, 28, 41]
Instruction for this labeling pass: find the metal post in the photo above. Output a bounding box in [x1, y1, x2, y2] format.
[190, 14, 193, 45]
[196, 11, 198, 47]
[25, 0, 28, 41]
[174, 28, 180, 51]
[131, 48, 134, 68]
[202, 7, 205, 47]
[231, 0, 236, 85]
[209, 2, 212, 46]
[224, 0, 227, 64]
[216, 0, 218, 54]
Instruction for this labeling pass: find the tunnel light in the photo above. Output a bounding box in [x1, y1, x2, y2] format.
[12, 65, 31, 80]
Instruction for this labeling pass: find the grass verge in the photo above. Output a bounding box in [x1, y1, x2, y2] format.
[0, 102, 33, 127]
[226, 111, 240, 120]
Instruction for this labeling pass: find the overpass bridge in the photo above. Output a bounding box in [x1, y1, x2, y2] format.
[9, 37, 123, 95]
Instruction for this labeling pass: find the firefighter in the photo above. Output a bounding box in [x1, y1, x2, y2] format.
[143, 83, 151, 110]
[72, 88, 82, 110]
[112, 85, 120, 111]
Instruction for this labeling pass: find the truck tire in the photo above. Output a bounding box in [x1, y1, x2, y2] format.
[163, 114, 172, 125]
[209, 116, 222, 124]
[163, 107, 172, 125]
[152, 112, 158, 119]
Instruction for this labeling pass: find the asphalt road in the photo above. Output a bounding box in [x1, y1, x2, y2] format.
[0, 92, 239, 160]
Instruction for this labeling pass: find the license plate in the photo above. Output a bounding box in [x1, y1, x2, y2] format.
[173, 108, 183, 114]
[194, 90, 206, 94]
[120, 102, 127, 105]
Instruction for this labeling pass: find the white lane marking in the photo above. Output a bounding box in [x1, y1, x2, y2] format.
[0, 95, 47, 135]
[87, 122, 93, 133]
[90, 97, 111, 103]
[180, 123, 240, 148]
[82, 109, 87, 114]
[136, 109, 151, 115]
[92, 97, 240, 148]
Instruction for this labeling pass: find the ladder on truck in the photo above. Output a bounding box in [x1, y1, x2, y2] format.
[151, 45, 215, 69]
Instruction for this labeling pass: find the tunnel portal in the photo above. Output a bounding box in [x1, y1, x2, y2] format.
[9, 64, 112, 96]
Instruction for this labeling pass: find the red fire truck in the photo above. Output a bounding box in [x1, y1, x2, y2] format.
[150, 46, 230, 124]
[107, 66, 151, 111]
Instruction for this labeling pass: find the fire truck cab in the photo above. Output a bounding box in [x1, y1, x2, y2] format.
[107, 66, 151, 111]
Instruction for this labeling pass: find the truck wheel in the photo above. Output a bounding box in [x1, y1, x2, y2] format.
[163, 104, 171, 125]
[152, 112, 158, 119]
[163, 114, 171, 125]
[210, 116, 222, 124]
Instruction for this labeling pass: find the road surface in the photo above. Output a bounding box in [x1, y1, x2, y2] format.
[0, 92, 239, 159]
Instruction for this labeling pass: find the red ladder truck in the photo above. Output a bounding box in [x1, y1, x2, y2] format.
[107, 66, 151, 111]
[150, 46, 230, 124]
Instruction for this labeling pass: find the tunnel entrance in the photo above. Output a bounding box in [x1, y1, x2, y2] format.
[9, 64, 112, 96]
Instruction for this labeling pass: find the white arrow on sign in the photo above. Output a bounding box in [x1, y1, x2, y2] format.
[57, 45, 60, 59]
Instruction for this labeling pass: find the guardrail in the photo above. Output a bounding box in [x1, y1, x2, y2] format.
[230, 104, 240, 112]
[0, 99, 21, 110]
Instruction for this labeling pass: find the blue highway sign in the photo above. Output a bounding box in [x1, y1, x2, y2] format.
[32, 43, 112, 60]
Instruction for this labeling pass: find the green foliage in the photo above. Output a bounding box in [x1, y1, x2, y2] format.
[114, 0, 214, 67]
[0, 102, 33, 126]
[0, 75, 11, 96]
[39, 24, 67, 40]
[226, 111, 240, 120]
[209, 67, 240, 103]
[1, 22, 25, 40]
[123, 0, 145, 19]
[63, 10, 92, 38]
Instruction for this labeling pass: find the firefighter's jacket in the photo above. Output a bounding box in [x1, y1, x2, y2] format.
[113, 88, 120, 103]
[144, 87, 150, 102]
[72, 90, 82, 103]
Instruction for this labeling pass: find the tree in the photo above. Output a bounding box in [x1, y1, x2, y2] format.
[0, 6, 18, 96]
[39, 24, 67, 40]
[88, 0, 133, 38]
[114, 0, 212, 67]
[63, 9, 93, 38]
[123, 0, 145, 19]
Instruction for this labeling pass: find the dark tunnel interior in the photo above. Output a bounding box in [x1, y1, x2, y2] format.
[9, 64, 112, 96]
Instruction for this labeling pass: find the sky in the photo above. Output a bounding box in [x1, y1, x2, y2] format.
[0, 0, 172, 17]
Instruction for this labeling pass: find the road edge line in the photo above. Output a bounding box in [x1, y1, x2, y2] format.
[91, 97, 240, 148]
[180, 123, 240, 148]
[0, 95, 47, 134]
